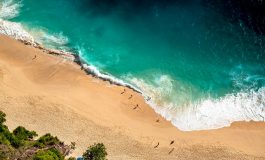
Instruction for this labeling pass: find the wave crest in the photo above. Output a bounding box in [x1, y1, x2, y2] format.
[0, 19, 34, 43]
[0, 0, 34, 42]
[77, 58, 142, 93]
[0, 0, 22, 20]
[171, 88, 265, 131]
[128, 75, 265, 131]
[28, 28, 70, 50]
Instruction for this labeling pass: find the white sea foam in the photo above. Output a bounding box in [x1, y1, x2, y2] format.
[81, 63, 142, 93]
[129, 75, 265, 131]
[28, 28, 70, 50]
[0, 19, 34, 43]
[173, 88, 265, 131]
[42, 32, 69, 46]
[0, 0, 34, 43]
[0, 0, 22, 20]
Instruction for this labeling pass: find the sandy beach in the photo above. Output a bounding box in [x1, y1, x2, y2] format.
[0, 35, 265, 159]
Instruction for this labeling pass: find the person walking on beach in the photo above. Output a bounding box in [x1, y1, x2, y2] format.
[32, 55, 37, 60]
[133, 104, 140, 110]
[154, 142, 159, 148]
[121, 89, 126, 94]
[128, 94, 133, 99]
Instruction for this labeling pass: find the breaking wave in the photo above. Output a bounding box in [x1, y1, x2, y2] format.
[0, 0, 22, 20]
[170, 88, 265, 131]
[0, 19, 34, 43]
[0, 0, 34, 43]
[129, 75, 265, 131]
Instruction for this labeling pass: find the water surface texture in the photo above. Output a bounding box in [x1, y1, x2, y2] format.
[1, 0, 265, 130]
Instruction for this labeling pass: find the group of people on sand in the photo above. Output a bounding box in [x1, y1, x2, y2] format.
[121, 88, 160, 121]
[121, 88, 145, 111]
[121, 89, 137, 109]
[121, 89, 133, 99]
[121, 88, 175, 154]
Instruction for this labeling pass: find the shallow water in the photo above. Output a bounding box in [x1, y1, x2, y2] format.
[1, 0, 265, 131]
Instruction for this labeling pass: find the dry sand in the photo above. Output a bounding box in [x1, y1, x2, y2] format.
[0, 35, 265, 160]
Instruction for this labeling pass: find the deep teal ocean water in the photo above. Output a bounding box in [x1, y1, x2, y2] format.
[1, 0, 265, 130]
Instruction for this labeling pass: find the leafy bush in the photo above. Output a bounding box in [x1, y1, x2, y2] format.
[83, 143, 107, 160]
[13, 126, 38, 140]
[0, 112, 12, 146]
[34, 133, 61, 148]
[7, 126, 38, 148]
[0, 125, 20, 148]
[0, 133, 10, 145]
[10, 136, 24, 148]
[33, 148, 64, 160]
[0, 111, 6, 124]
[0, 126, 11, 145]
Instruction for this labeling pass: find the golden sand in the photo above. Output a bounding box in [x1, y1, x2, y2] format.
[0, 35, 265, 159]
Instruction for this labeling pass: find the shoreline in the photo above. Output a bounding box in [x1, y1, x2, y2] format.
[1, 35, 265, 159]
[18, 38, 143, 94]
[1, 18, 265, 132]
[0, 18, 142, 94]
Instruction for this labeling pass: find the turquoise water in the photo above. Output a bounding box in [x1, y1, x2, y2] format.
[1, 0, 265, 130]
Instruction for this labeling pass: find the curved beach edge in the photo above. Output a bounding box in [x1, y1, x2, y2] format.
[1, 35, 265, 159]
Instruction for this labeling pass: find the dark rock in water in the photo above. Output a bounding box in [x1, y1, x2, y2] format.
[203, 0, 265, 35]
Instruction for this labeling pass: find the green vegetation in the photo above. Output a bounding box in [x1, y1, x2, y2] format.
[0, 111, 70, 159]
[0, 110, 107, 160]
[34, 133, 61, 148]
[0, 111, 6, 124]
[13, 126, 38, 140]
[33, 148, 64, 160]
[83, 143, 107, 160]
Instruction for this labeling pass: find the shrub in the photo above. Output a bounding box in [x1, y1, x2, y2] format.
[0, 111, 39, 148]
[83, 143, 107, 160]
[34, 133, 61, 148]
[0, 125, 20, 148]
[13, 126, 38, 140]
[0, 133, 10, 145]
[0, 111, 6, 124]
[33, 148, 64, 160]
[9, 136, 24, 148]
[0, 125, 11, 145]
